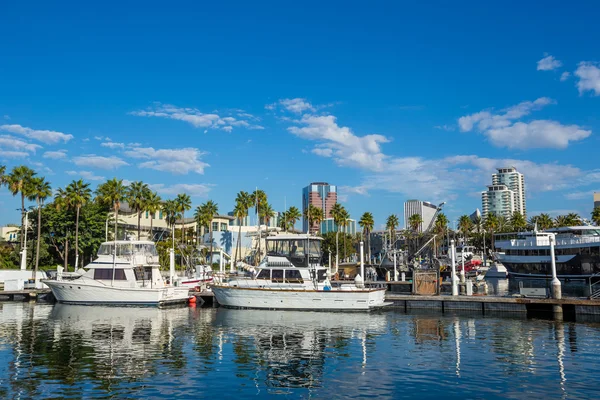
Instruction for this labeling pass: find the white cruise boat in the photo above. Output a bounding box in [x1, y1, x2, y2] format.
[43, 240, 190, 306]
[211, 234, 388, 311]
[494, 226, 600, 279]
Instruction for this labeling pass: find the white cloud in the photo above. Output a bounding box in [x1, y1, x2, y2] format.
[339, 185, 370, 196]
[575, 62, 600, 96]
[0, 135, 42, 153]
[560, 71, 570, 82]
[0, 124, 73, 144]
[434, 125, 455, 131]
[73, 155, 129, 170]
[564, 190, 600, 200]
[458, 98, 590, 149]
[149, 183, 214, 197]
[43, 149, 68, 159]
[123, 146, 209, 175]
[130, 103, 263, 131]
[66, 170, 105, 181]
[537, 54, 562, 71]
[288, 114, 389, 170]
[0, 151, 29, 159]
[101, 141, 125, 149]
[279, 98, 315, 114]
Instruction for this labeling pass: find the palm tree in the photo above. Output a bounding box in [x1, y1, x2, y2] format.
[338, 208, 350, 261]
[358, 212, 374, 262]
[532, 213, 554, 230]
[592, 207, 600, 227]
[434, 213, 449, 255]
[175, 193, 192, 245]
[554, 215, 570, 228]
[53, 187, 71, 270]
[145, 191, 162, 239]
[0, 165, 6, 187]
[7, 165, 36, 246]
[330, 203, 346, 269]
[127, 181, 149, 240]
[387, 214, 400, 249]
[510, 211, 527, 232]
[285, 206, 301, 231]
[95, 178, 127, 242]
[252, 189, 267, 222]
[163, 199, 180, 241]
[484, 213, 499, 250]
[233, 191, 253, 263]
[66, 179, 92, 269]
[565, 212, 582, 226]
[28, 177, 51, 280]
[457, 215, 473, 237]
[260, 202, 276, 229]
[201, 200, 219, 265]
[304, 204, 323, 234]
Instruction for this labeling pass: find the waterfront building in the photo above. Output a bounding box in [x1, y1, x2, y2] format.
[320, 218, 357, 236]
[302, 182, 337, 234]
[403, 200, 438, 232]
[0, 226, 19, 243]
[228, 211, 251, 227]
[482, 167, 526, 219]
[594, 192, 600, 209]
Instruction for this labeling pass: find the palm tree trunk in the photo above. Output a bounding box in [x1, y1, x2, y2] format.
[150, 215, 154, 241]
[75, 205, 80, 269]
[34, 200, 42, 281]
[343, 227, 346, 261]
[236, 221, 242, 263]
[209, 226, 213, 267]
[21, 193, 25, 247]
[181, 212, 185, 246]
[335, 229, 339, 273]
[64, 235, 69, 273]
[137, 211, 141, 240]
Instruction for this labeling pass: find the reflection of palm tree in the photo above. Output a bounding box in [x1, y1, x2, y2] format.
[28, 177, 51, 280]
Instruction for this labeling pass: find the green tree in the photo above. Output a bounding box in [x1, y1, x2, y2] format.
[127, 181, 149, 240]
[387, 214, 400, 248]
[163, 199, 180, 242]
[259, 202, 275, 229]
[338, 207, 350, 260]
[145, 191, 162, 238]
[330, 203, 348, 267]
[554, 215, 570, 228]
[566, 212, 582, 226]
[252, 189, 268, 223]
[484, 213, 499, 250]
[358, 212, 374, 262]
[95, 178, 127, 244]
[284, 206, 301, 231]
[233, 191, 253, 263]
[175, 193, 192, 245]
[28, 177, 51, 279]
[0, 165, 6, 187]
[304, 204, 323, 234]
[458, 215, 473, 237]
[510, 211, 527, 232]
[434, 213, 449, 255]
[7, 165, 36, 246]
[66, 179, 92, 269]
[201, 200, 219, 265]
[592, 207, 600, 226]
[529, 213, 554, 230]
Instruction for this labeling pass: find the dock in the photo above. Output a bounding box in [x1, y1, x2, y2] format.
[0, 289, 52, 302]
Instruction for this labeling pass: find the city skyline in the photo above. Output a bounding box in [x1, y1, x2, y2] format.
[2, 2, 600, 229]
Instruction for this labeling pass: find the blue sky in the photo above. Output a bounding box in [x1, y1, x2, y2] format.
[1, 1, 600, 229]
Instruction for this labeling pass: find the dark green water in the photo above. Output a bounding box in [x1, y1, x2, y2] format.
[0, 302, 598, 399]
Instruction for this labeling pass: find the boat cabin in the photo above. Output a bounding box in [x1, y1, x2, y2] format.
[265, 235, 323, 268]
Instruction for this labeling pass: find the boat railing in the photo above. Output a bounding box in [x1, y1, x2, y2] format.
[589, 273, 600, 300]
[496, 236, 600, 248]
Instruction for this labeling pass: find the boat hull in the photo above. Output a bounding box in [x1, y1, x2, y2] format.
[43, 280, 190, 306]
[211, 285, 388, 311]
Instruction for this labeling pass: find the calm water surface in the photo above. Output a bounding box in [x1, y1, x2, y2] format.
[0, 302, 599, 399]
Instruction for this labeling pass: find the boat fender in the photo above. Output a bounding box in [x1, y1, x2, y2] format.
[323, 278, 332, 291]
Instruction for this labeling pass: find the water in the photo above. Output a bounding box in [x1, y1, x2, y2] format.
[1, 303, 599, 399]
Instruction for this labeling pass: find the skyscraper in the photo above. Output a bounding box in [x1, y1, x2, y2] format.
[594, 192, 600, 210]
[482, 167, 526, 219]
[302, 182, 337, 233]
[403, 200, 438, 232]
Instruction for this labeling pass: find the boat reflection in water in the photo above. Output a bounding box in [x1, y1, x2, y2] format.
[214, 308, 388, 390]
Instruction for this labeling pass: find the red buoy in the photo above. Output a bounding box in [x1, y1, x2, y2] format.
[188, 296, 197, 304]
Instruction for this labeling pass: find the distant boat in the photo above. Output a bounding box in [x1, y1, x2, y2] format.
[494, 226, 600, 279]
[43, 240, 190, 306]
[211, 234, 389, 311]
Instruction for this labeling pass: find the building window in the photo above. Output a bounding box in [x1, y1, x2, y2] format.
[159, 211, 163, 220]
[212, 222, 218, 232]
[145, 211, 149, 219]
[220, 223, 227, 232]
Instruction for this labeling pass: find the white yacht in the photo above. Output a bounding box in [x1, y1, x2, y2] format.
[494, 226, 600, 279]
[43, 240, 190, 306]
[211, 234, 388, 311]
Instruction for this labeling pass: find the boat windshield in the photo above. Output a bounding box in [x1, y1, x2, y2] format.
[267, 239, 321, 258]
[97, 243, 158, 257]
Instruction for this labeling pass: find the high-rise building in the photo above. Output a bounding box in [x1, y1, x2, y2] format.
[482, 167, 526, 219]
[594, 192, 600, 209]
[403, 200, 438, 232]
[320, 218, 357, 235]
[302, 182, 337, 233]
